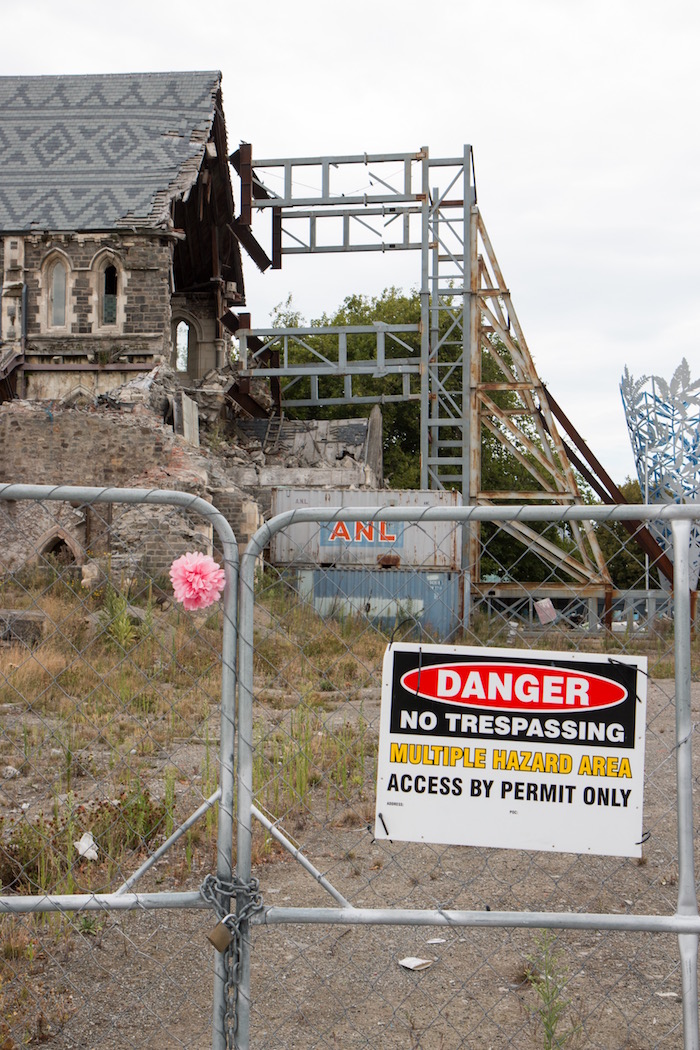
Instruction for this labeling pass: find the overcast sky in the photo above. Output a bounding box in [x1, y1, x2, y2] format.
[3, 0, 699, 485]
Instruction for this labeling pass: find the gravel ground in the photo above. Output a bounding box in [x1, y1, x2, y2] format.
[3, 676, 697, 1050]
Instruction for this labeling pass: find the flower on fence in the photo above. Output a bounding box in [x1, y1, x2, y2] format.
[169, 551, 226, 611]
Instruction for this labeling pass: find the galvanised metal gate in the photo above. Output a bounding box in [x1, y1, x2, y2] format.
[235, 504, 699, 1050]
[1, 492, 699, 1048]
[0, 484, 238, 1050]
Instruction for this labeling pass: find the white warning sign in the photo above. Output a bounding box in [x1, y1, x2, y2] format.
[374, 643, 647, 857]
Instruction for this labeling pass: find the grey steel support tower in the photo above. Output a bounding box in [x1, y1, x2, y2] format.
[232, 145, 609, 590]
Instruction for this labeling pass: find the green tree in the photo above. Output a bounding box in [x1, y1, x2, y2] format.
[595, 478, 659, 589]
[321, 288, 423, 487]
[272, 288, 422, 486]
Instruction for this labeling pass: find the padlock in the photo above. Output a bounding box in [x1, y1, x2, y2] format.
[206, 914, 235, 953]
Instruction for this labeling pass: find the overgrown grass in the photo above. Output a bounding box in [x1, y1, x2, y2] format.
[249, 581, 384, 833]
[0, 556, 693, 1044]
[0, 571, 225, 918]
[0, 568, 383, 890]
[253, 702, 375, 827]
[0, 782, 166, 895]
[0, 914, 74, 1049]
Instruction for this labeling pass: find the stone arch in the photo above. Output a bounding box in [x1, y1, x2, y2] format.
[61, 384, 95, 407]
[35, 527, 85, 567]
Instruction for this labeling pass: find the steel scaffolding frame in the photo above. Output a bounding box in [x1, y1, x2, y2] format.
[235, 146, 608, 585]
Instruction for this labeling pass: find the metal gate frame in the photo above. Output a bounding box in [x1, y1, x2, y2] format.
[0, 483, 239, 1050]
[236, 503, 700, 1050]
[1, 492, 698, 1048]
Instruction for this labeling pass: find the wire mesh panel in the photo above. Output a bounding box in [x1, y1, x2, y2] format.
[237, 506, 699, 1050]
[0, 485, 237, 1050]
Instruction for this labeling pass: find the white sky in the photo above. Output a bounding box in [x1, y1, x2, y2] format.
[4, 0, 699, 485]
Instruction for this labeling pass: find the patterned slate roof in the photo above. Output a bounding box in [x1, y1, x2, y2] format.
[0, 71, 222, 232]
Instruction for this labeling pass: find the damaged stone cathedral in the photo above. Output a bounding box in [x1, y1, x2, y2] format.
[0, 71, 382, 573]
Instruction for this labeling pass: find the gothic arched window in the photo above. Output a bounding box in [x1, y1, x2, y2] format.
[50, 260, 67, 327]
[176, 320, 190, 372]
[102, 265, 118, 325]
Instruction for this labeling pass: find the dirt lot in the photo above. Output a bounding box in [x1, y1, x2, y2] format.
[4, 675, 694, 1050]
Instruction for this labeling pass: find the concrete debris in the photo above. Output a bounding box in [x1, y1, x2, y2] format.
[81, 561, 102, 591]
[0, 609, 46, 646]
[1, 365, 383, 577]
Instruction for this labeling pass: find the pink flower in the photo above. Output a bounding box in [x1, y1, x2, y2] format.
[169, 552, 226, 611]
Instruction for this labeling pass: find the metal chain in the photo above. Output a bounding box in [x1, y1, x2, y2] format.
[200, 872, 236, 918]
[225, 876, 264, 1049]
[201, 874, 264, 1050]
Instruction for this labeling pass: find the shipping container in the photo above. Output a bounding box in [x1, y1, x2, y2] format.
[270, 489, 462, 569]
[297, 568, 462, 639]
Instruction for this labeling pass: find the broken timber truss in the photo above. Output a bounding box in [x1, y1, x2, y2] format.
[229, 145, 612, 589]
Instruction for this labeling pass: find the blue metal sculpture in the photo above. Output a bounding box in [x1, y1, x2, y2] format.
[620, 359, 700, 588]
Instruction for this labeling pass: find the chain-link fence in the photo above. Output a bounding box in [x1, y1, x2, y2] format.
[2, 493, 699, 1049]
[236, 505, 699, 1050]
[0, 484, 238, 1050]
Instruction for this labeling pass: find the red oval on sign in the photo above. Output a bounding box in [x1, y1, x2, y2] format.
[399, 663, 627, 712]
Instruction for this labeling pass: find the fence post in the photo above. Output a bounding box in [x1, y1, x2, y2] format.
[0, 484, 241, 1049]
[672, 519, 700, 1050]
[212, 529, 240, 1050]
[232, 535, 268, 1050]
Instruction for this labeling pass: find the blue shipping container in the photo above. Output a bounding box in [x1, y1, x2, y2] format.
[297, 568, 462, 640]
